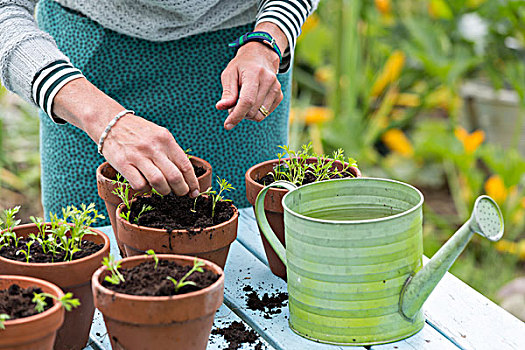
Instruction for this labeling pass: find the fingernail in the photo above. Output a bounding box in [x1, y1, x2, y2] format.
[225, 123, 233, 130]
[191, 189, 200, 198]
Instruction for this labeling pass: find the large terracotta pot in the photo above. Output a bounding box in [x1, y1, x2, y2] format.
[0, 275, 65, 350]
[245, 158, 361, 279]
[0, 224, 110, 350]
[96, 156, 212, 256]
[92, 254, 224, 350]
[116, 200, 238, 268]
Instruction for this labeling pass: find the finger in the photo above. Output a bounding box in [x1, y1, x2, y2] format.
[153, 156, 190, 196]
[165, 141, 200, 197]
[266, 80, 284, 115]
[249, 80, 283, 122]
[216, 67, 239, 110]
[224, 73, 259, 130]
[246, 70, 279, 120]
[135, 160, 171, 195]
[114, 164, 150, 193]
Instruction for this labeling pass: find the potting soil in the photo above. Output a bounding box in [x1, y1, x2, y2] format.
[102, 259, 220, 296]
[0, 284, 52, 320]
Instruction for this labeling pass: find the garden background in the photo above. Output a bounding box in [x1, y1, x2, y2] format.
[1, 0, 525, 321]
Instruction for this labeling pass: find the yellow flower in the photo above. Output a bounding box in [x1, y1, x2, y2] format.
[371, 51, 405, 97]
[396, 93, 420, 107]
[381, 128, 414, 157]
[299, 14, 319, 39]
[314, 66, 333, 83]
[484, 175, 508, 204]
[429, 0, 453, 19]
[289, 106, 333, 125]
[374, 0, 391, 14]
[454, 127, 485, 154]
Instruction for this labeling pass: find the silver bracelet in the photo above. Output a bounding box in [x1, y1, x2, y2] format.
[97, 109, 135, 155]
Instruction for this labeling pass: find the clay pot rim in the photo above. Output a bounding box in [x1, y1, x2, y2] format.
[0, 223, 110, 267]
[96, 156, 212, 186]
[0, 275, 64, 327]
[115, 199, 239, 234]
[92, 254, 224, 302]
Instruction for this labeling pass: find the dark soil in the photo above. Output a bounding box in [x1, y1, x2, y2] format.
[0, 284, 52, 320]
[0, 238, 103, 263]
[110, 164, 206, 180]
[211, 321, 262, 350]
[243, 285, 288, 319]
[128, 193, 234, 232]
[102, 259, 220, 296]
[257, 169, 355, 187]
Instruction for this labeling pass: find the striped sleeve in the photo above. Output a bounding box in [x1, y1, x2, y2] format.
[256, 0, 318, 73]
[31, 59, 84, 124]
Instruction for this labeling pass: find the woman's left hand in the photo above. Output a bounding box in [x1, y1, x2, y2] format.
[216, 23, 288, 130]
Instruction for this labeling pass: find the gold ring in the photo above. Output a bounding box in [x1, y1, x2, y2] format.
[259, 105, 269, 117]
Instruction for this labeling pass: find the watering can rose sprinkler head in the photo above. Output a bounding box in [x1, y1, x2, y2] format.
[399, 195, 504, 320]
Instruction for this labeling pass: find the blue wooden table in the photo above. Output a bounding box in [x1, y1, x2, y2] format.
[86, 208, 525, 350]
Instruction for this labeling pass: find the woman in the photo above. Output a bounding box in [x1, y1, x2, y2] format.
[0, 0, 318, 224]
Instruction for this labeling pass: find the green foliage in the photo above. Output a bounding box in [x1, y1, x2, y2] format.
[166, 259, 205, 293]
[146, 249, 158, 269]
[0, 204, 103, 262]
[102, 254, 125, 285]
[271, 143, 358, 186]
[32, 292, 80, 313]
[193, 177, 235, 218]
[0, 314, 9, 330]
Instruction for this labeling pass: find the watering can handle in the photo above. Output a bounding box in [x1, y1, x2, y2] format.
[254, 181, 297, 266]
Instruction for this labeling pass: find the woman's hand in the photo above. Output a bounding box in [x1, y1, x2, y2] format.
[217, 23, 288, 130]
[52, 78, 200, 197]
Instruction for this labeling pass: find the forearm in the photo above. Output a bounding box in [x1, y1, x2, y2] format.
[52, 78, 125, 143]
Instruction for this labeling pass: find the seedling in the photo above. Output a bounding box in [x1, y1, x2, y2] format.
[146, 249, 159, 269]
[134, 205, 154, 224]
[166, 259, 205, 292]
[16, 240, 34, 263]
[102, 254, 125, 285]
[192, 177, 234, 218]
[32, 292, 80, 313]
[0, 314, 9, 330]
[270, 143, 358, 186]
[0, 206, 21, 247]
[0, 204, 103, 263]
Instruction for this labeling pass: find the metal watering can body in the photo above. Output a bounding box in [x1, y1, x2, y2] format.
[254, 177, 504, 346]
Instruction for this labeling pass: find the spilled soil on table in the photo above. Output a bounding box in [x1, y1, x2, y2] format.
[211, 321, 263, 350]
[102, 259, 220, 296]
[243, 285, 288, 319]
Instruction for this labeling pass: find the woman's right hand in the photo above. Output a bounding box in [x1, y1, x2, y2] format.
[52, 78, 200, 197]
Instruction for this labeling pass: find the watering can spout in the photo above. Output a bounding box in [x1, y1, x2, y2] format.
[399, 195, 504, 320]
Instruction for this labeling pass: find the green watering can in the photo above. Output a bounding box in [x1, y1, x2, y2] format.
[255, 177, 504, 345]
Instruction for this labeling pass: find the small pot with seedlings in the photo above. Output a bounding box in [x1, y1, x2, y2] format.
[92, 252, 224, 350]
[245, 143, 361, 279]
[115, 177, 238, 268]
[96, 151, 212, 255]
[0, 205, 110, 350]
[0, 275, 79, 350]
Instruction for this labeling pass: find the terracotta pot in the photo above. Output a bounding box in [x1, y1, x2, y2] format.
[245, 158, 361, 279]
[0, 224, 110, 350]
[0, 275, 65, 350]
[116, 199, 238, 268]
[96, 156, 212, 256]
[92, 254, 224, 350]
